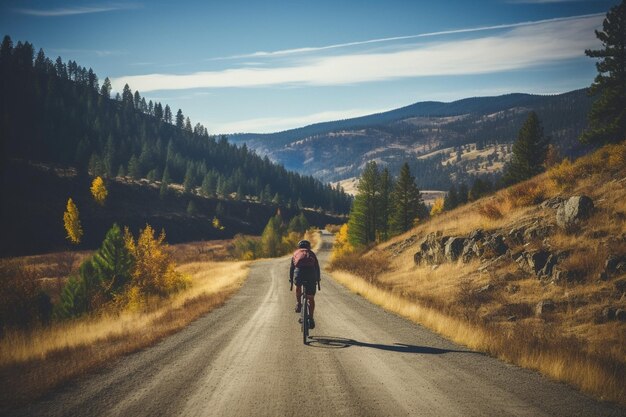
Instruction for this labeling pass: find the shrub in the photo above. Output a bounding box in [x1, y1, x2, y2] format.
[329, 250, 390, 284]
[478, 201, 503, 220]
[506, 180, 545, 208]
[124, 225, 189, 299]
[0, 260, 52, 330]
[232, 234, 262, 260]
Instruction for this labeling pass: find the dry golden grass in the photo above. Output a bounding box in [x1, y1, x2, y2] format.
[332, 140, 626, 407]
[329, 269, 626, 406]
[0, 259, 250, 408]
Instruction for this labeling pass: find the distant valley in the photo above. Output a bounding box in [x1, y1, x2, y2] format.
[229, 89, 593, 190]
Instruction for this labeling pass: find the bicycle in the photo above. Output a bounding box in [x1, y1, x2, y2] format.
[291, 280, 320, 344]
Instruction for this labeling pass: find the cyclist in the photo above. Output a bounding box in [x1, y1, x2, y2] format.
[289, 239, 320, 329]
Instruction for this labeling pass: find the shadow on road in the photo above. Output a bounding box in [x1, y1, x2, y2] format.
[308, 336, 477, 355]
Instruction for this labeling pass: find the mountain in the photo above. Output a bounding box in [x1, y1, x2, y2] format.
[229, 90, 594, 189]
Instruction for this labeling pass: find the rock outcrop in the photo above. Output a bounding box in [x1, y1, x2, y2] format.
[556, 196, 594, 230]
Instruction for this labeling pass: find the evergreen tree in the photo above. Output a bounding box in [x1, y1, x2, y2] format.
[580, 0, 626, 144]
[183, 164, 195, 194]
[160, 166, 171, 199]
[378, 168, 393, 241]
[175, 109, 184, 128]
[469, 178, 493, 201]
[502, 112, 549, 185]
[186, 200, 198, 215]
[347, 162, 380, 246]
[458, 183, 469, 205]
[443, 185, 458, 211]
[91, 223, 133, 296]
[390, 162, 426, 234]
[127, 155, 141, 179]
[164, 105, 172, 124]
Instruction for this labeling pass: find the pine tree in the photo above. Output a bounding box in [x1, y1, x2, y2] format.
[91, 223, 133, 295]
[502, 112, 549, 185]
[347, 162, 380, 246]
[183, 164, 195, 194]
[90, 176, 108, 206]
[175, 109, 184, 129]
[160, 166, 171, 199]
[63, 198, 83, 244]
[443, 185, 458, 211]
[390, 162, 426, 234]
[580, 0, 626, 144]
[378, 168, 393, 241]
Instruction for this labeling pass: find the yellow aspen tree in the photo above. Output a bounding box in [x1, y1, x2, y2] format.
[90, 176, 108, 206]
[63, 198, 83, 244]
[430, 197, 445, 216]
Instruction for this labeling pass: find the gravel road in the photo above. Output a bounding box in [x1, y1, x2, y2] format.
[9, 233, 625, 417]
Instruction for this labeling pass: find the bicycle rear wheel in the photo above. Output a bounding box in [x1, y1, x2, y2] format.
[301, 290, 308, 344]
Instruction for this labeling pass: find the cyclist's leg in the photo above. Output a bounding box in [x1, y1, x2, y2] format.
[307, 294, 315, 318]
[295, 284, 302, 306]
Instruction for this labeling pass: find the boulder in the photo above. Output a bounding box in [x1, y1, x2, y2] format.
[556, 196, 594, 230]
[507, 227, 525, 245]
[469, 229, 484, 241]
[616, 309, 626, 322]
[445, 237, 466, 262]
[535, 300, 556, 317]
[526, 250, 550, 275]
[483, 234, 508, 257]
[524, 225, 554, 241]
[539, 254, 558, 278]
[614, 278, 626, 295]
[413, 251, 423, 265]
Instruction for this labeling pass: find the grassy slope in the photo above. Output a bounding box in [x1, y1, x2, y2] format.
[328, 141, 626, 406]
[0, 242, 250, 409]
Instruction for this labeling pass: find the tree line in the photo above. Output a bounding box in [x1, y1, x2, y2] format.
[0, 35, 351, 214]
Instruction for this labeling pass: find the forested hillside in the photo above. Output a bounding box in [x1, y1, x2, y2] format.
[230, 90, 594, 189]
[0, 36, 350, 214]
[0, 36, 349, 255]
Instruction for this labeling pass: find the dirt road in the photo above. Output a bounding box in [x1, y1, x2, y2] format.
[10, 233, 624, 416]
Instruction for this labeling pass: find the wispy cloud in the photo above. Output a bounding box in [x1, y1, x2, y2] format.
[208, 13, 603, 61]
[14, 3, 141, 17]
[111, 14, 602, 93]
[211, 109, 388, 134]
[49, 48, 125, 57]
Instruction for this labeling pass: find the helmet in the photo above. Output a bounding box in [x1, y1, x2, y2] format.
[297, 240, 311, 249]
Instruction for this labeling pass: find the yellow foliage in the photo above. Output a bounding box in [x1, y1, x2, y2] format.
[331, 223, 355, 260]
[124, 225, 189, 301]
[430, 197, 444, 216]
[549, 141, 626, 191]
[282, 231, 301, 253]
[90, 176, 108, 206]
[63, 198, 83, 244]
[212, 216, 225, 230]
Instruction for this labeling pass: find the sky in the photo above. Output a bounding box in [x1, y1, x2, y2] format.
[0, 0, 619, 134]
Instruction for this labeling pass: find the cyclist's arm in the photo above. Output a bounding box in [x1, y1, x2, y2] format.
[314, 257, 321, 282]
[289, 257, 295, 282]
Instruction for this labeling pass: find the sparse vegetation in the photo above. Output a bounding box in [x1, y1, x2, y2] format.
[0, 243, 250, 409]
[328, 139, 626, 406]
